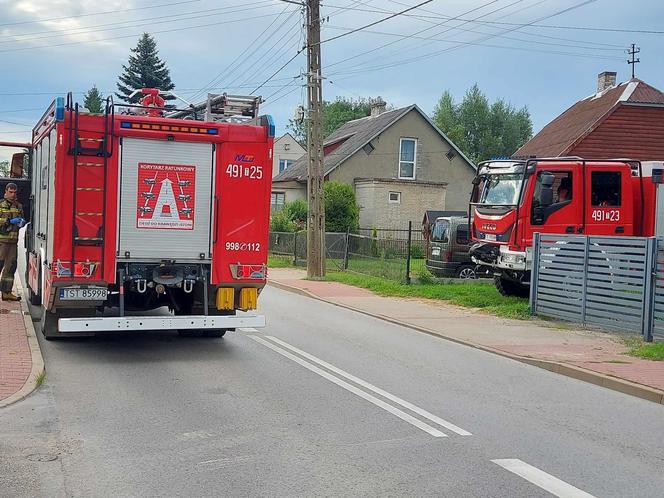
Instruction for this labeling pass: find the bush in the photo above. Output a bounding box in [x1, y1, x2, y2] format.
[271, 199, 308, 232]
[410, 244, 424, 259]
[370, 227, 380, 258]
[324, 182, 359, 233]
[284, 199, 308, 227]
[270, 209, 297, 232]
[416, 267, 436, 285]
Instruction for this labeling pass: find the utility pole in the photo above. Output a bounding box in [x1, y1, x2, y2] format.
[306, 0, 325, 278]
[627, 43, 640, 79]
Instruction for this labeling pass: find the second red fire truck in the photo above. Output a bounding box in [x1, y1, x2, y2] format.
[469, 158, 664, 296]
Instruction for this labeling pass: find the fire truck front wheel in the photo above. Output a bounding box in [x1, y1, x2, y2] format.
[494, 276, 530, 298]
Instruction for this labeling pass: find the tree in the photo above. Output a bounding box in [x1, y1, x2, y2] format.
[432, 84, 533, 164]
[324, 182, 359, 233]
[116, 33, 175, 103]
[84, 85, 104, 114]
[288, 97, 374, 144]
[0, 161, 9, 177]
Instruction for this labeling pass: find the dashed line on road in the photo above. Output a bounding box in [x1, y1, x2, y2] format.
[248, 335, 448, 438]
[264, 335, 471, 436]
[492, 459, 597, 498]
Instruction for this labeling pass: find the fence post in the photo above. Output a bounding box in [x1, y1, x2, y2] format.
[643, 237, 656, 342]
[580, 235, 590, 324]
[293, 232, 298, 266]
[405, 221, 412, 284]
[343, 228, 350, 270]
[529, 232, 540, 315]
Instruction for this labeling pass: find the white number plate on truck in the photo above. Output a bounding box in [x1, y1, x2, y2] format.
[60, 288, 108, 301]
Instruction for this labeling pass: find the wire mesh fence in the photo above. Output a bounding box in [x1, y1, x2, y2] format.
[269, 223, 428, 283]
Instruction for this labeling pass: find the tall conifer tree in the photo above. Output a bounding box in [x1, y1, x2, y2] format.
[116, 33, 175, 102]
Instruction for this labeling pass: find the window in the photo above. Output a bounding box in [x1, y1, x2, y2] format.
[446, 149, 456, 161]
[399, 138, 417, 179]
[363, 142, 375, 155]
[279, 159, 292, 173]
[271, 192, 285, 211]
[388, 191, 401, 204]
[431, 219, 449, 242]
[532, 171, 573, 207]
[456, 225, 469, 245]
[591, 171, 621, 207]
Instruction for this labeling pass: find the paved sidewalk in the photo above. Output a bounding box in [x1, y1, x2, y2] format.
[0, 281, 44, 407]
[269, 268, 664, 404]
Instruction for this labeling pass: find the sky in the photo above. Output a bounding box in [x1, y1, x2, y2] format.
[1, 0, 663, 163]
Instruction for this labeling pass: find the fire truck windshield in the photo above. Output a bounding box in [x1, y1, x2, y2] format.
[477, 173, 522, 205]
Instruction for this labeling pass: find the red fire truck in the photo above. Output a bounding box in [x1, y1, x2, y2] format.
[3, 89, 274, 338]
[469, 158, 664, 296]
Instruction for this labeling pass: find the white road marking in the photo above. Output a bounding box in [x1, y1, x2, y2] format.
[239, 327, 259, 332]
[264, 335, 472, 436]
[492, 459, 596, 498]
[248, 335, 447, 438]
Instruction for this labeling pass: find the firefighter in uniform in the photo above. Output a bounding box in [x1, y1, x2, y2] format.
[0, 183, 26, 301]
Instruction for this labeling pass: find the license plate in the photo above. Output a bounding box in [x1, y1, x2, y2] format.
[432, 248, 441, 256]
[485, 234, 497, 241]
[60, 288, 108, 301]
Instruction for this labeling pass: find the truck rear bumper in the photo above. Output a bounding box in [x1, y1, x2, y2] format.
[58, 313, 265, 333]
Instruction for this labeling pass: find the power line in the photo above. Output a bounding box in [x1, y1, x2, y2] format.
[0, 11, 297, 54]
[328, 0, 607, 76]
[188, 3, 296, 101]
[0, 1, 276, 46]
[328, 1, 664, 35]
[0, 0, 201, 28]
[0, 118, 31, 127]
[319, 0, 435, 45]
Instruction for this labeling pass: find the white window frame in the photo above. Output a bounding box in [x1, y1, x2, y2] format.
[398, 137, 417, 180]
[279, 159, 291, 173]
[388, 191, 401, 204]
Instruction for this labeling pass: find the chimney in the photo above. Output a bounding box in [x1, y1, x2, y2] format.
[597, 71, 617, 93]
[370, 97, 387, 117]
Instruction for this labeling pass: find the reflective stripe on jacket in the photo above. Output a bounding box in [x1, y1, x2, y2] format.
[0, 198, 24, 243]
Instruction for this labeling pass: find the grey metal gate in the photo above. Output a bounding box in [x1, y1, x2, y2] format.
[531, 233, 657, 340]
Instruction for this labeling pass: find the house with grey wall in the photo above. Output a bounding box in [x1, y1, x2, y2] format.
[271, 133, 306, 210]
[271, 100, 476, 229]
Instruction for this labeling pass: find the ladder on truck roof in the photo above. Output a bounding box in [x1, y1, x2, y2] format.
[167, 93, 262, 123]
[66, 93, 114, 279]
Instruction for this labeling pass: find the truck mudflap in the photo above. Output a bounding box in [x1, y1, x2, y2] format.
[57, 313, 265, 333]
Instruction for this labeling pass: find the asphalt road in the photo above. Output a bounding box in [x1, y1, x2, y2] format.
[2, 285, 664, 497]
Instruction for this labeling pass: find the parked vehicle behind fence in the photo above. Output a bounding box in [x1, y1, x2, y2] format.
[425, 216, 476, 278]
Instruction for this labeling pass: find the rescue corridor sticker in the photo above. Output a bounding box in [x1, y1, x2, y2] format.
[136, 162, 196, 230]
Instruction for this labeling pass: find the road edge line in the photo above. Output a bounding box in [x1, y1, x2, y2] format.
[0, 278, 45, 409]
[268, 279, 664, 405]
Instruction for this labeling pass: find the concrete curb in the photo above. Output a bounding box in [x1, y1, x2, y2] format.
[0, 278, 45, 409]
[268, 280, 664, 405]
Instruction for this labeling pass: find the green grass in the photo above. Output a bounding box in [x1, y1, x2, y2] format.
[325, 271, 531, 320]
[627, 341, 664, 361]
[35, 370, 46, 388]
[268, 255, 294, 268]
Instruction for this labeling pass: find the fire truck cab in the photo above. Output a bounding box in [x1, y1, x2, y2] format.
[469, 158, 662, 297]
[15, 89, 273, 338]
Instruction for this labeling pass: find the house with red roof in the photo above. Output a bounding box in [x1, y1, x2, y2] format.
[515, 72, 664, 161]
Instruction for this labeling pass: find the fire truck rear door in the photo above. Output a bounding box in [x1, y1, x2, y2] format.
[117, 138, 214, 261]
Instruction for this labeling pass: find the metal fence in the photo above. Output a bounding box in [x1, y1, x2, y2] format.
[269, 222, 426, 282]
[531, 233, 662, 341]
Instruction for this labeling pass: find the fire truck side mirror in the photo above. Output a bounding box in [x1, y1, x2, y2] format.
[540, 172, 555, 206]
[10, 152, 26, 178]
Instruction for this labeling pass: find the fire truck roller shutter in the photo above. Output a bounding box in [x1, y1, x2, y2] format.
[118, 138, 214, 261]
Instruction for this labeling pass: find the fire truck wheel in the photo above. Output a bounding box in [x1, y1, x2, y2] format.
[27, 286, 41, 306]
[177, 329, 227, 338]
[203, 329, 227, 338]
[494, 276, 530, 298]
